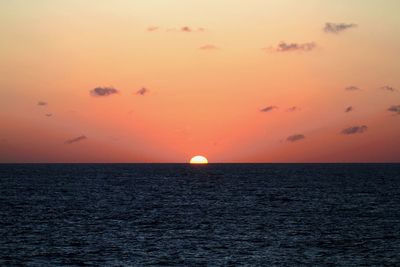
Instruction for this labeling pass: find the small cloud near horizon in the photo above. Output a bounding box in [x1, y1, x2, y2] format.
[345, 86, 360, 91]
[266, 41, 316, 52]
[341, 125, 368, 135]
[64, 135, 87, 144]
[199, 44, 219, 50]
[260, 106, 278, 112]
[162, 26, 205, 33]
[388, 105, 400, 115]
[324, 22, 357, 34]
[287, 134, 305, 142]
[345, 106, 353, 113]
[180, 26, 205, 33]
[37, 101, 47, 106]
[181, 26, 191, 32]
[380, 86, 397, 92]
[90, 87, 119, 97]
[147, 26, 159, 32]
[286, 106, 300, 112]
[136, 87, 149, 95]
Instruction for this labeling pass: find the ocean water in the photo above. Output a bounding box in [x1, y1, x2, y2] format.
[0, 164, 400, 266]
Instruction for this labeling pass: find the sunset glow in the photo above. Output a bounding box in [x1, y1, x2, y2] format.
[0, 1, 399, 163]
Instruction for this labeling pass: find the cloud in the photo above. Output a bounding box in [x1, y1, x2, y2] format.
[345, 106, 353, 113]
[345, 86, 360, 91]
[180, 26, 205, 33]
[341, 125, 368, 135]
[268, 41, 316, 52]
[388, 105, 400, 115]
[45, 113, 52, 117]
[324, 22, 357, 34]
[37, 101, 47, 106]
[147, 26, 160, 32]
[181, 26, 192, 32]
[64, 135, 87, 144]
[147, 26, 159, 32]
[136, 87, 149, 95]
[287, 134, 305, 142]
[286, 106, 300, 112]
[260, 106, 278, 112]
[90, 86, 119, 97]
[380, 86, 397, 92]
[199, 44, 219, 50]
[163, 26, 206, 33]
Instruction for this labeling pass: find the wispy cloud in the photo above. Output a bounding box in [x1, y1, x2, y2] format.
[345, 106, 353, 113]
[345, 86, 360, 91]
[147, 26, 159, 32]
[260, 106, 278, 112]
[388, 105, 400, 115]
[286, 106, 300, 112]
[380, 86, 397, 92]
[181, 26, 192, 32]
[287, 134, 305, 142]
[37, 101, 47, 106]
[341, 125, 368, 135]
[199, 44, 219, 50]
[267, 41, 316, 52]
[161, 26, 206, 33]
[64, 135, 87, 144]
[180, 26, 205, 33]
[90, 86, 119, 97]
[136, 87, 149, 95]
[324, 22, 357, 34]
[45, 113, 52, 117]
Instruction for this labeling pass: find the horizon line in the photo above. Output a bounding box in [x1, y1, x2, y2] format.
[0, 162, 399, 165]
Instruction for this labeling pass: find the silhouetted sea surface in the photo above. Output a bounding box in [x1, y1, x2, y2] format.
[1, 164, 400, 266]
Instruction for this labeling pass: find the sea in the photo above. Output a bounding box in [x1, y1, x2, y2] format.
[0, 163, 400, 266]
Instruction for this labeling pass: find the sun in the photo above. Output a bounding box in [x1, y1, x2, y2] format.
[189, 155, 208, 164]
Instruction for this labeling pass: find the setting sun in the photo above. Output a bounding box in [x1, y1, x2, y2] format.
[189, 156, 208, 164]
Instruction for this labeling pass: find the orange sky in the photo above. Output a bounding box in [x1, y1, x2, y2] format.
[1, 0, 400, 163]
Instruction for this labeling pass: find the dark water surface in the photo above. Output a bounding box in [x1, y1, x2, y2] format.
[1, 164, 400, 266]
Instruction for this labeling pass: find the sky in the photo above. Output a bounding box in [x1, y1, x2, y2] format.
[1, 0, 400, 163]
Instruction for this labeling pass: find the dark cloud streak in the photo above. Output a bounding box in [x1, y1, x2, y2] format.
[90, 87, 119, 97]
[345, 106, 353, 113]
[64, 135, 87, 145]
[270, 41, 316, 52]
[260, 106, 278, 112]
[345, 86, 360, 91]
[136, 87, 149, 95]
[388, 105, 400, 115]
[324, 22, 357, 34]
[37, 101, 47, 106]
[287, 134, 305, 142]
[341, 125, 368, 135]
